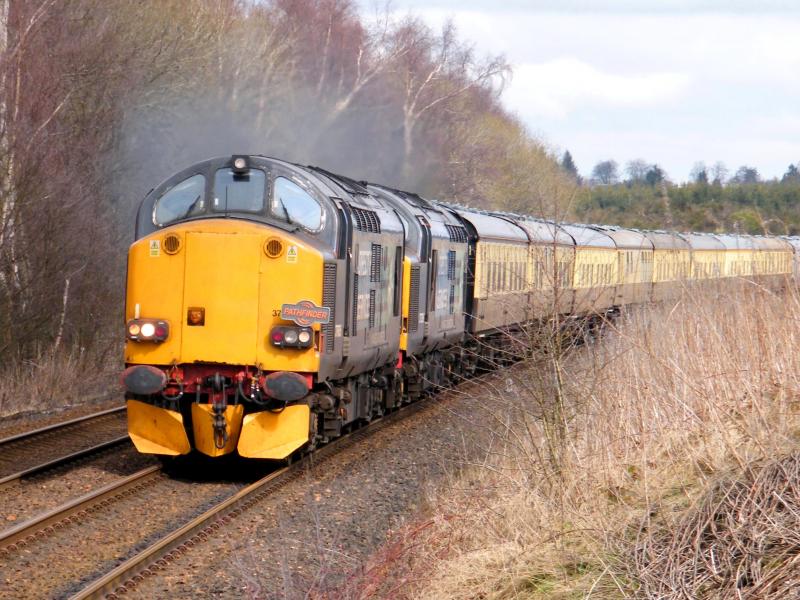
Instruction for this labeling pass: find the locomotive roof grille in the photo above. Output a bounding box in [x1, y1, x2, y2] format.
[351, 206, 381, 233]
[445, 224, 468, 243]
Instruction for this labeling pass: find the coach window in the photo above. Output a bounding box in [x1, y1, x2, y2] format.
[214, 168, 265, 213]
[154, 174, 206, 226]
[272, 177, 323, 231]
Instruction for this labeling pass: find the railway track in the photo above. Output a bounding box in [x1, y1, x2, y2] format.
[0, 465, 161, 552]
[0, 453, 245, 599]
[0, 406, 128, 486]
[63, 400, 431, 600]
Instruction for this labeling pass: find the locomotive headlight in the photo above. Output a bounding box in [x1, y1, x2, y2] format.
[232, 155, 249, 174]
[270, 326, 313, 348]
[126, 319, 169, 343]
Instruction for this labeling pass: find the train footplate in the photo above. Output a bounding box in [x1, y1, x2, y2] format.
[127, 399, 191, 456]
[237, 404, 310, 459]
[191, 403, 244, 457]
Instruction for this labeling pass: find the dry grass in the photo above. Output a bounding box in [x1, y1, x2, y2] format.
[632, 452, 800, 598]
[0, 342, 118, 417]
[335, 281, 800, 599]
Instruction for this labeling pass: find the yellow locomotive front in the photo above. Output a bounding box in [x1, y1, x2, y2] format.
[123, 156, 338, 460]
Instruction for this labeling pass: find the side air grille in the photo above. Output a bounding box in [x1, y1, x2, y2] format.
[351, 274, 359, 335]
[368, 289, 376, 329]
[445, 224, 468, 243]
[351, 207, 381, 233]
[408, 265, 420, 333]
[322, 263, 336, 352]
[447, 250, 456, 280]
[370, 244, 381, 282]
[449, 285, 455, 315]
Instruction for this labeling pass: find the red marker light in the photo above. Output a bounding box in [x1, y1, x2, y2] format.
[155, 325, 167, 338]
[271, 330, 284, 343]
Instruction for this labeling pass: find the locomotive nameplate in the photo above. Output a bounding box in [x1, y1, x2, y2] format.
[281, 300, 330, 326]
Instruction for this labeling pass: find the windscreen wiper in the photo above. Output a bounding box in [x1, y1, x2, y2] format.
[181, 194, 202, 219]
[278, 198, 294, 225]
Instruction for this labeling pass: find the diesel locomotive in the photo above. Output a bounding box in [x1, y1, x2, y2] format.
[122, 155, 797, 460]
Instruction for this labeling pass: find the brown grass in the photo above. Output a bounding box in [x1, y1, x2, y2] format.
[0, 342, 118, 418]
[632, 452, 800, 598]
[335, 281, 800, 599]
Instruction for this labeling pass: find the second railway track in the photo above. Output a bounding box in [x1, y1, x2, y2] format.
[0, 465, 162, 552]
[0, 457, 245, 599]
[0, 406, 128, 485]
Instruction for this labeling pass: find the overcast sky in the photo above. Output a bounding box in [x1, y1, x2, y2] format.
[361, 1, 800, 181]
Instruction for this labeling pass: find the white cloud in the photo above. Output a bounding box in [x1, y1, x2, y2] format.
[377, 4, 800, 179]
[505, 59, 691, 119]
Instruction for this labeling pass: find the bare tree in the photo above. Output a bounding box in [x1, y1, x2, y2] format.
[591, 160, 619, 185]
[625, 159, 649, 183]
[392, 18, 509, 181]
[711, 161, 728, 185]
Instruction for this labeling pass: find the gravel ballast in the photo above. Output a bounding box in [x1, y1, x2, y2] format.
[0, 444, 155, 534]
[0, 464, 251, 598]
[125, 373, 502, 599]
[0, 397, 122, 440]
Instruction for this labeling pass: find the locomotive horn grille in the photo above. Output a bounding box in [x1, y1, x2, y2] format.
[163, 234, 181, 254]
[264, 238, 284, 258]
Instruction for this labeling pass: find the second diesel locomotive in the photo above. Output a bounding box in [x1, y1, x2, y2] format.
[122, 155, 795, 460]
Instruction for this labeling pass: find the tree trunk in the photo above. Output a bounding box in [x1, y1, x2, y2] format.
[402, 113, 415, 182]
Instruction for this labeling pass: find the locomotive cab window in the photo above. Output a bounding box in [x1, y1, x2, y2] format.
[213, 168, 265, 214]
[154, 174, 206, 226]
[271, 177, 322, 231]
